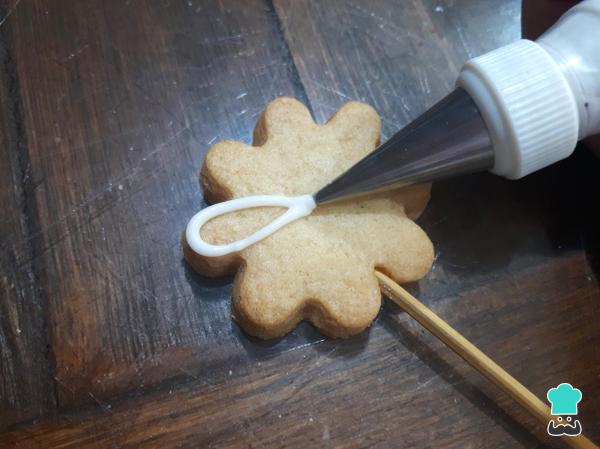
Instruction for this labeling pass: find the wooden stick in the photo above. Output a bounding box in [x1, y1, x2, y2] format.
[375, 270, 598, 449]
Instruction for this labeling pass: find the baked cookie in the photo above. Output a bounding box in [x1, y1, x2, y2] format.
[184, 97, 434, 339]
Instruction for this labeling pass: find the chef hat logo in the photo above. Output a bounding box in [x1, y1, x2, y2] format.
[547, 383, 582, 415]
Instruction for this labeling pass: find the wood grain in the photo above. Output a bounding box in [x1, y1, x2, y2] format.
[0, 0, 310, 411]
[377, 271, 599, 449]
[274, 0, 521, 138]
[0, 15, 55, 426]
[1, 0, 599, 447]
[1, 254, 599, 448]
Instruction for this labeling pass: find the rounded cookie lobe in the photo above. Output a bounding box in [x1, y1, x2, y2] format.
[311, 197, 434, 283]
[325, 101, 381, 156]
[232, 221, 382, 339]
[392, 183, 432, 220]
[253, 97, 316, 146]
[201, 140, 251, 203]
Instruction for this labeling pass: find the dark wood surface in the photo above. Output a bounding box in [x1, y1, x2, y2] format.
[0, 23, 56, 426]
[0, 0, 598, 448]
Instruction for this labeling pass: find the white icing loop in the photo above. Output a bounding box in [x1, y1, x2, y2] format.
[185, 194, 316, 257]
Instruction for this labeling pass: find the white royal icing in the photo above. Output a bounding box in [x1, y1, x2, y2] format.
[185, 194, 316, 257]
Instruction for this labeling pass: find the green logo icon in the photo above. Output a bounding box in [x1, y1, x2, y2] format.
[547, 383, 582, 415]
[546, 383, 583, 437]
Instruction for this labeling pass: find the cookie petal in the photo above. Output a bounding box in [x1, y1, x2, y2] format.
[201, 140, 253, 202]
[253, 97, 316, 146]
[312, 197, 434, 283]
[325, 101, 381, 158]
[233, 222, 381, 338]
[391, 183, 432, 220]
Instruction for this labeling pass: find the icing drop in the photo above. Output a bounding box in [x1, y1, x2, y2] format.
[185, 194, 316, 257]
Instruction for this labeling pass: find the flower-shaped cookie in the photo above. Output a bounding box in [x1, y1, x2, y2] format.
[184, 98, 433, 338]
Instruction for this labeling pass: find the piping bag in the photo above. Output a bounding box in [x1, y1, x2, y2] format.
[186, 0, 600, 257]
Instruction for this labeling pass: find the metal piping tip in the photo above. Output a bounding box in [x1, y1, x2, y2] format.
[314, 88, 495, 205]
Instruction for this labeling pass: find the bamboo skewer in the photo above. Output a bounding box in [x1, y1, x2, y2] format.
[375, 270, 598, 449]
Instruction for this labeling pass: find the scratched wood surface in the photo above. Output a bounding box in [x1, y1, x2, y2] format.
[0, 0, 599, 448]
[0, 33, 55, 427]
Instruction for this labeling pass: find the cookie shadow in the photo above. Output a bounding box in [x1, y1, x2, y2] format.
[312, 325, 371, 358]
[182, 259, 234, 301]
[379, 301, 552, 448]
[234, 316, 371, 361]
[233, 319, 323, 359]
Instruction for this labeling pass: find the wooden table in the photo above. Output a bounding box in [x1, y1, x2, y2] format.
[1, 1, 599, 447]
